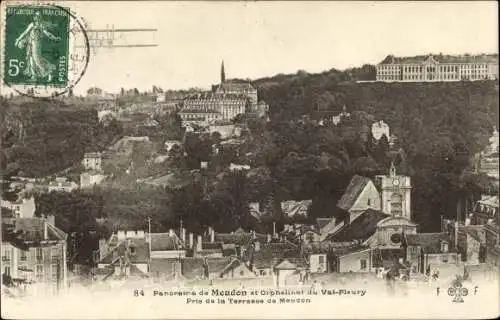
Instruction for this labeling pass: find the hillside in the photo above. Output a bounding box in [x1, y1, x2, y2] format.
[1, 99, 123, 178]
[252, 74, 499, 230]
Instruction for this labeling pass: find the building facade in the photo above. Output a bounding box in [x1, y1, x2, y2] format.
[179, 61, 265, 126]
[374, 163, 412, 220]
[179, 94, 247, 125]
[376, 54, 499, 82]
[82, 152, 102, 171]
[1, 217, 68, 295]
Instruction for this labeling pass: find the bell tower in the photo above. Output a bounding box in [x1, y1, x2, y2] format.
[221, 60, 226, 83]
[375, 162, 412, 220]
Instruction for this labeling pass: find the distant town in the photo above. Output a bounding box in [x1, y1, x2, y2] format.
[1, 53, 499, 299]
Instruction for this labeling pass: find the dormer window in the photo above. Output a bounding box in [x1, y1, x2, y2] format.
[440, 241, 449, 253]
[130, 246, 136, 256]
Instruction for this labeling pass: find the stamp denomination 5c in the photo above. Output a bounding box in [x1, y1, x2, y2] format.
[4, 5, 70, 87]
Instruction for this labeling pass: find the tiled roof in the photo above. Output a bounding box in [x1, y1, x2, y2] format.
[478, 195, 499, 208]
[337, 175, 372, 211]
[274, 259, 297, 270]
[316, 218, 333, 230]
[405, 233, 455, 254]
[206, 257, 232, 275]
[100, 238, 149, 264]
[3, 218, 66, 243]
[220, 258, 247, 276]
[214, 232, 267, 246]
[325, 209, 389, 242]
[150, 233, 183, 251]
[332, 245, 371, 257]
[281, 200, 312, 217]
[179, 109, 220, 114]
[201, 242, 223, 250]
[150, 258, 179, 276]
[379, 54, 499, 65]
[245, 242, 304, 269]
[181, 257, 207, 279]
[218, 82, 255, 91]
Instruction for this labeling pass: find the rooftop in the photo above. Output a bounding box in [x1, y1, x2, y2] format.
[337, 175, 372, 211]
[405, 233, 455, 254]
[2, 217, 66, 244]
[325, 209, 390, 242]
[379, 53, 499, 65]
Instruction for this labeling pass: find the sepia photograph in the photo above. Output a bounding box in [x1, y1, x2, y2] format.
[0, 1, 499, 319]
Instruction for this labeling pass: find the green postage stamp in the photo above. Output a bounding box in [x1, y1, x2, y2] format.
[4, 5, 70, 87]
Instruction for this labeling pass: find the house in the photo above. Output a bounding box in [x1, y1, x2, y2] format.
[82, 152, 102, 171]
[229, 163, 251, 171]
[457, 225, 486, 265]
[220, 258, 255, 279]
[47, 177, 79, 193]
[274, 259, 301, 287]
[333, 247, 373, 273]
[80, 171, 106, 189]
[403, 233, 459, 274]
[1, 196, 36, 219]
[164, 140, 182, 154]
[471, 195, 499, 225]
[243, 240, 306, 278]
[309, 253, 328, 273]
[96, 231, 150, 278]
[150, 230, 186, 259]
[324, 209, 390, 245]
[337, 175, 381, 223]
[371, 120, 390, 141]
[1, 216, 67, 295]
[280, 200, 312, 217]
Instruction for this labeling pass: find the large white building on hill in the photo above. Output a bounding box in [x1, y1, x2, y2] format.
[376, 53, 498, 82]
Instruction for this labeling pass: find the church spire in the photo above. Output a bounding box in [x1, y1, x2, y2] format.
[221, 60, 225, 83]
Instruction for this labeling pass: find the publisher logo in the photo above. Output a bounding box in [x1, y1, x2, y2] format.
[447, 281, 468, 303]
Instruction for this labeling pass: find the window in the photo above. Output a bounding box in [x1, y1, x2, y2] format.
[239, 270, 245, 276]
[2, 249, 11, 262]
[36, 248, 43, 261]
[440, 241, 449, 253]
[360, 259, 367, 270]
[36, 265, 44, 280]
[20, 250, 27, 261]
[51, 264, 58, 281]
[51, 247, 59, 262]
[130, 246, 136, 255]
[367, 199, 371, 206]
[441, 255, 449, 263]
[259, 270, 266, 276]
[318, 255, 325, 264]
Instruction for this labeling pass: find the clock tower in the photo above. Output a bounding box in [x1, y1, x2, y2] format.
[375, 162, 412, 221]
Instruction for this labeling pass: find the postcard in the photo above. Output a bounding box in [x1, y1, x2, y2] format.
[0, 0, 499, 319]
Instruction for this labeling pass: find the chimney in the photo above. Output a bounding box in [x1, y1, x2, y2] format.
[210, 228, 215, 243]
[254, 241, 261, 252]
[181, 228, 186, 244]
[189, 233, 194, 249]
[267, 234, 272, 243]
[196, 235, 202, 252]
[454, 221, 459, 249]
[46, 214, 55, 226]
[169, 229, 175, 237]
[44, 221, 48, 240]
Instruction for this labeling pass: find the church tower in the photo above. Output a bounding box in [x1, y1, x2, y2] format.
[375, 162, 412, 220]
[221, 60, 226, 83]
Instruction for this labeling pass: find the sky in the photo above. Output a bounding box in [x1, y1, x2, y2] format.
[1, 1, 498, 95]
